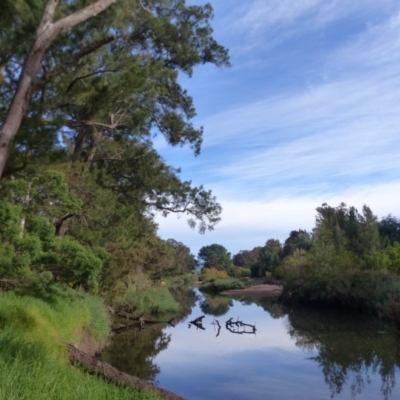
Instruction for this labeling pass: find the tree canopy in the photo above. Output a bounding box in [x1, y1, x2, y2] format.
[0, 0, 229, 297]
[198, 243, 231, 271]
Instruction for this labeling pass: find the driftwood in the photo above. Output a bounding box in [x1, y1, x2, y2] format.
[66, 343, 186, 400]
[225, 317, 256, 335]
[188, 315, 205, 330]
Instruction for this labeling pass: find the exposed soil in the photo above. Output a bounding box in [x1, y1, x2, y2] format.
[221, 284, 283, 298]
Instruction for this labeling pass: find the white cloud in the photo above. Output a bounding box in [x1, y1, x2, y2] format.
[157, 181, 400, 255]
[156, 1, 400, 256]
[222, 0, 397, 52]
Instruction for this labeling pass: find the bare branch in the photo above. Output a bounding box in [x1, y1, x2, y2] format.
[139, 0, 152, 15]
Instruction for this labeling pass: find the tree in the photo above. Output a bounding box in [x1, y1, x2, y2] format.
[0, 0, 118, 176]
[283, 230, 312, 257]
[252, 239, 282, 277]
[166, 239, 196, 275]
[0, 0, 229, 231]
[378, 215, 400, 246]
[198, 244, 231, 271]
[0, 0, 230, 296]
[232, 247, 262, 268]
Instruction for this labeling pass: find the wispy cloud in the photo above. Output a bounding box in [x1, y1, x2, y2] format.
[156, 1, 400, 254]
[187, 11, 400, 196]
[221, 0, 397, 52]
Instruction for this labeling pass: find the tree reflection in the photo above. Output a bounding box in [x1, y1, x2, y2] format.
[102, 324, 171, 382]
[199, 294, 233, 316]
[103, 286, 197, 382]
[286, 305, 400, 400]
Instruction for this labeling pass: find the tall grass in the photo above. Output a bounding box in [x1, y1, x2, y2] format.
[122, 285, 180, 315]
[110, 273, 181, 316]
[0, 290, 161, 400]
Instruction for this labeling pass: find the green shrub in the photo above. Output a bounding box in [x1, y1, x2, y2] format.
[228, 265, 251, 278]
[199, 277, 245, 293]
[201, 267, 228, 279]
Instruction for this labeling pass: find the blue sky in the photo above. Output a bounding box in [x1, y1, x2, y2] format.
[156, 0, 400, 256]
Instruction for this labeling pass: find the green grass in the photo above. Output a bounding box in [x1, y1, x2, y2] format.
[123, 285, 180, 315]
[0, 289, 161, 400]
[199, 277, 245, 293]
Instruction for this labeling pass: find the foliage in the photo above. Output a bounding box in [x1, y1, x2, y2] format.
[378, 215, 400, 246]
[232, 247, 262, 269]
[110, 273, 180, 316]
[228, 265, 251, 278]
[201, 267, 228, 279]
[0, 194, 107, 293]
[251, 239, 282, 277]
[198, 243, 231, 271]
[283, 230, 312, 257]
[0, 0, 230, 299]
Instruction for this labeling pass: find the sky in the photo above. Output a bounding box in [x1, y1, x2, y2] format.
[155, 0, 400, 257]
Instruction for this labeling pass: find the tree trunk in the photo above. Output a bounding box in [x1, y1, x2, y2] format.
[72, 129, 90, 162]
[0, 0, 117, 178]
[55, 212, 75, 237]
[19, 182, 32, 238]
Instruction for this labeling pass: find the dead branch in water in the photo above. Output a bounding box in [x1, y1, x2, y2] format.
[225, 317, 257, 335]
[188, 315, 205, 330]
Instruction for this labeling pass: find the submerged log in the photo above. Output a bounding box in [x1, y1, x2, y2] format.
[188, 315, 205, 330]
[66, 343, 186, 400]
[225, 317, 256, 335]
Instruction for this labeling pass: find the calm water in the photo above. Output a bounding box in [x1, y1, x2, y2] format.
[103, 289, 400, 400]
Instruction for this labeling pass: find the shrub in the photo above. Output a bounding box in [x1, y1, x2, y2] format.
[199, 277, 245, 293]
[201, 267, 228, 279]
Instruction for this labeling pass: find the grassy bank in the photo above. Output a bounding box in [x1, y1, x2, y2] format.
[109, 273, 182, 316]
[0, 288, 161, 400]
[199, 277, 245, 293]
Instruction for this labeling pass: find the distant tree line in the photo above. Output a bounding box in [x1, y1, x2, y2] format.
[197, 203, 400, 320]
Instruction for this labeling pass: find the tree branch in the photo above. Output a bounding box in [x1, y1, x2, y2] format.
[33, 36, 115, 91]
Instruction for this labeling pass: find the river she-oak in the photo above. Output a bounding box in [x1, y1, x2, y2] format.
[103, 289, 400, 400]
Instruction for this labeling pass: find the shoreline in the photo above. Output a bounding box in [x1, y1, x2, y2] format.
[220, 284, 283, 297]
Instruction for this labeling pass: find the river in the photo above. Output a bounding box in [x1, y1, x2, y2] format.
[102, 289, 400, 400]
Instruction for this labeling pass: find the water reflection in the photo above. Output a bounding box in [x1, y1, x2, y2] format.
[285, 306, 400, 400]
[102, 285, 198, 382]
[199, 294, 233, 316]
[102, 325, 170, 383]
[104, 289, 400, 400]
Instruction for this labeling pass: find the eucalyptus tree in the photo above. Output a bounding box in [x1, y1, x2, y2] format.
[0, 0, 229, 294]
[0, 0, 229, 232]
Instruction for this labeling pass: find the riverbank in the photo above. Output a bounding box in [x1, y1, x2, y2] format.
[0, 288, 173, 400]
[221, 284, 283, 297]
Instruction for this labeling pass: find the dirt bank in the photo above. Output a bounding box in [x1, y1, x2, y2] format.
[221, 284, 283, 298]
